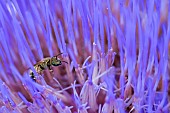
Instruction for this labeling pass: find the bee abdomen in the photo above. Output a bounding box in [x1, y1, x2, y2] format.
[29, 70, 36, 81]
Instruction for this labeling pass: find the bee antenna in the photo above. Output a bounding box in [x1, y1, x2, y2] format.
[61, 61, 68, 64]
[56, 53, 63, 57]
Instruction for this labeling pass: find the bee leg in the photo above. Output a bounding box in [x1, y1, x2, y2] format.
[49, 69, 53, 73]
[30, 74, 36, 82]
[29, 71, 36, 82]
[49, 70, 54, 75]
[48, 66, 54, 75]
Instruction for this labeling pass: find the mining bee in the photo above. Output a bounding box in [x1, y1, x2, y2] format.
[29, 53, 68, 81]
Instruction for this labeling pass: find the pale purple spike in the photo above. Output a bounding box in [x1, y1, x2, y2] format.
[29, 0, 52, 55]
[136, 71, 142, 95]
[98, 0, 104, 53]
[68, 47, 78, 68]
[76, 0, 91, 52]
[154, 39, 165, 91]
[29, 1, 48, 53]
[0, 80, 9, 103]
[112, 15, 126, 96]
[18, 92, 31, 106]
[8, 96, 16, 107]
[33, 92, 43, 100]
[0, 6, 15, 63]
[92, 43, 99, 84]
[0, 47, 7, 66]
[140, 71, 146, 95]
[168, 14, 170, 39]
[0, 30, 13, 65]
[44, 0, 53, 57]
[0, 106, 10, 113]
[141, 37, 149, 77]
[163, 25, 169, 58]
[55, 100, 72, 113]
[0, 82, 17, 109]
[93, 2, 100, 48]
[146, 0, 154, 18]
[46, 94, 57, 104]
[102, 70, 116, 113]
[154, 0, 161, 13]
[23, 80, 38, 96]
[16, 0, 27, 13]
[87, 61, 96, 83]
[25, 79, 43, 93]
[147, 13, 159, 73]
[62, 0, 78, 56]
[132, 0, 138, 15]
[158, 33, 169, 111]
[10, 64, 24, 82]
[80, 80, 97, 112]
[61, 0, 67, 25]
[147, 77, 154, 113]
[25, 12, 43, 59]
[0, 1, 12, 23]
[157, 78, 168, 112]
[0, 4, 10, 30]
[80, 0, 93, 31]
[125, 10, 136, 86]
[19, 31, 36, 64]
[61, 0, 70, 21]
[27, 105, 40, 113]
[35, 99, 45, 109]
[106, 0, 115, 37]
[11, 19, 35, 68]
[119, 74, 125, 98]
[162, 103, 170, 112]
[11, 22, 29, 66]
[12, 0, 35, 48]
[72, 0, 79, 38]
[58, 21, 67, 53]
[28, 1, 44, 30]
[115, 99, 125, 113]
[49, 10, 63, 52]
[38, 0, 46, 20]
[84, 0, 94, 27]
[48, 0, 57, 12]
[0, 64, 9, 84]
[111, 15, 125, 71]
[8, 2, 36, 65]
[72, 81, 89, 112]
[104, 16, 112, 52]
[137, 13, 144, 64]
[72, 82, 81, 107]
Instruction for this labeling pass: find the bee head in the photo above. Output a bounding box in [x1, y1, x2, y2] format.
[51, 56, 62, 66]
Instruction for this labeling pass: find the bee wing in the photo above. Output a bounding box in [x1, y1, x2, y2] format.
[39, 57, 51, 62]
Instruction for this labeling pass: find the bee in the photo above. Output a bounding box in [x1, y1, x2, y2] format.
[29, 53, 68, 81]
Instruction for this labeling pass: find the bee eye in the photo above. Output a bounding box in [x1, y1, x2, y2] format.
[52, 59, 61, 66]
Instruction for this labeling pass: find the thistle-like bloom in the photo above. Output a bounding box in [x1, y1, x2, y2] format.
[0, 0, 170, 113]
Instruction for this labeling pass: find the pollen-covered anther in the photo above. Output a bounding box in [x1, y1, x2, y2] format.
[92, 43, 99, 85]
[55, 101, 72, 113]
[75, 67, 85, 84]
[80, 80, 98, 112]
[124, 84, 134, 99]
[102, 100, 114, 113]
[43, 86, 71, 103]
